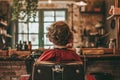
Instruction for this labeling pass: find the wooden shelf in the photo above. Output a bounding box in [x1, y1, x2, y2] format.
[80, 48, 120, 60]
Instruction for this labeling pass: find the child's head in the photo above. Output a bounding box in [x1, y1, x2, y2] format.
[46, 21, 73, 46]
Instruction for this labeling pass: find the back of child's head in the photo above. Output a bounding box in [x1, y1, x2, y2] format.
[46, 21, 73, 46]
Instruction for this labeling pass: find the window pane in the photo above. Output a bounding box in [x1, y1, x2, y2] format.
[18, 34, 23, 42]
[32, 46, 39, 49]
[18, 11, 27, 22]
[29, 11, 39, 22]
[29, 23, 39, 33]
[29, 16, 39, 22]
[56, 11, 65, 17]
[44, 34, 53, 45]
[18, 34, 28, 42]
[44, 23, 52, 32]
[44, 46, 53, 49]
[18, 23, 28, 33]
[55, 11, 65, 21]
[44, 11, 54, 17]
[44, 17, 54, 21]
[29, 34, 38, 45]
[56, 17, 65, 21]
[43, 10, 66, 48]
[18, 11, 39, 22]
[44, 11, 54, 21]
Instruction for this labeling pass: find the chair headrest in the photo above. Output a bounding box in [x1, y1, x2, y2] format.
[35, 61, 83, 66]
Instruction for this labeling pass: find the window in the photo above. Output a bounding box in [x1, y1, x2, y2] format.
[17, 11, 39, 49]
[42, 10, 67, 48]
[17, 9, 67, 49]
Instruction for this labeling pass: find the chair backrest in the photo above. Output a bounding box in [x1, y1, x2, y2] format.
[32, 61, 84, 80]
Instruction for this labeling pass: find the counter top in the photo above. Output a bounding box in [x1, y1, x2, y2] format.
[80, 54, 120, 61]
[81, 48, 120, 54]
[80, 48, 120, 60]
[81, 54, 120, 57]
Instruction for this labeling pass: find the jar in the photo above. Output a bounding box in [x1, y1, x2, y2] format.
[109, 39, 115, 48]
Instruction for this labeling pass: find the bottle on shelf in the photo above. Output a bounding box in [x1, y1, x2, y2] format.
[109, 39, 115, 48]
[16, 42, 19, 51]
[24, 41, 28, 51]
[19, 40, 23, 51]
[22, 41, 28, 51]
[28, 41, 32, 51]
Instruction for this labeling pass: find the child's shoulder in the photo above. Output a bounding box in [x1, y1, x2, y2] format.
[43, 49, 56, 53]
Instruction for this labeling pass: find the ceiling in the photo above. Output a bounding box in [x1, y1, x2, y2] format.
[39, 0, 81, 1]
[39, 0, 80, 1]
[0, 0, 83, 2]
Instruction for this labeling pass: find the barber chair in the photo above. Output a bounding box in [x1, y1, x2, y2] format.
[31, 61, 84, 80]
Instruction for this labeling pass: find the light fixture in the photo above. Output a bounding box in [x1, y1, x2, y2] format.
[48, 0, 52, 4]
[74, 1, 87, 7]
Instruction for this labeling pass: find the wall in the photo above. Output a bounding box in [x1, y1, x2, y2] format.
[0, 60, 27, 80]
[0, 0, 111, 48]
[38, 1, 105, 48]
[105, 0, 116, 44]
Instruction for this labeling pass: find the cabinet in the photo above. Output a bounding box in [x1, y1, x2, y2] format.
[82, 54, 120, 80]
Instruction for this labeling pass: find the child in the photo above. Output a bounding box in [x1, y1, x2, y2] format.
[37, 21, 82, 62]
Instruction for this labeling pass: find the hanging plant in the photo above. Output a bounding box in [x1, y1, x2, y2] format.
[11, 0, 38, 22]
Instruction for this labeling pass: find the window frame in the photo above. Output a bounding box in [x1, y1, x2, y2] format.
[15, 9, 68, 49]
[39, 9, 67, 48]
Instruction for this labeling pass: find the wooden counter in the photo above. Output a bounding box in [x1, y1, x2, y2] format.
[80, 49, 120, 80]
[81, 54, 120, 59]
[81, 48, 120, 54]
[0, 48, 120, 80]
[0, 49, 31, 58]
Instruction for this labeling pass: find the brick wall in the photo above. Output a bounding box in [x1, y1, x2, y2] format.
[0, 60, 27, 80]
